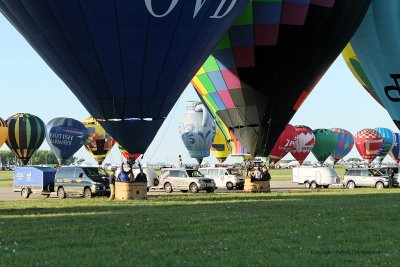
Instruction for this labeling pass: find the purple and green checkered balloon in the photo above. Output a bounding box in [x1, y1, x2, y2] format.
[329, 128, 354, 164]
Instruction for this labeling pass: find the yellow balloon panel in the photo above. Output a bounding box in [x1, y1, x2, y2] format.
[0, 117, 7, 148]
[211, 127, 230, 163]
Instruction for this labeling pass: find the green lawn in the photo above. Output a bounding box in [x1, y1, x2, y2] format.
[0, 190, 399, 266]
[0, 171, 13, 187]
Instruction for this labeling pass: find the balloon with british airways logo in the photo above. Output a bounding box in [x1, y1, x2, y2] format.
[269, 124, 296, 164]
[0, 0, 248, 156]
[46, 118, 87, 165]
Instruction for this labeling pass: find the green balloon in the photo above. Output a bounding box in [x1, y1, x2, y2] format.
[312, 129, 338, 164]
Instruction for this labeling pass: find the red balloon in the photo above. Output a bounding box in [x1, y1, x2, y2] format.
[290, 126, 315, 165]
[269, 124, 297, 164]
[354, 129, 383, 164]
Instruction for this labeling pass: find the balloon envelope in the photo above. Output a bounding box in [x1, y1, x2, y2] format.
[354, 128, 383, 164]
[211, 126, 230, 164]
[329, 128, 354, 164]
[46, 117, 87, 165]
[311, 129, 338, 164]
[117, 143, 141, 162]
[389, 133, 400, 164]
[374, 127, 395, 163]
[192, 0, 371, 157]
[269, 124, 296, 164]
[290, 126, 315, 165]
[82, 117, 115, 165]
[5, 113, 45, 165]
[0, 0, 248, 155]
[0, 117, 7, 149]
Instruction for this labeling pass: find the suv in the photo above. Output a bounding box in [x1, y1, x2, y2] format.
[343, 168, 396, 189]
[377, 167, 399, 187]
[160, 168, 216, 193]
[55, 166, 110, 198]
[198, 167, 244, 190]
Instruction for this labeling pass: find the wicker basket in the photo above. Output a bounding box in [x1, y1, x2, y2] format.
[115, 181, 147, 200]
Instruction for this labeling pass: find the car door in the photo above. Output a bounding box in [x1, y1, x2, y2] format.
[178, 170, 189, 189]
[62, 168, 75, 193]
[360, 170, 371, 186]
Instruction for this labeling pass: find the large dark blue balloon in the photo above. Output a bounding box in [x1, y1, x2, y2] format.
[0, 0, 248, 154]
[46, 117, 87, 165]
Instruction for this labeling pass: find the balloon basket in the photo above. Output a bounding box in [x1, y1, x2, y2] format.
[243, 177, 271, 193]
[115, 181, 147, 200]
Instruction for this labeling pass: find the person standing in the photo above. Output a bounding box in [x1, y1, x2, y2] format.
[135, 168, 147, 182]
[109, 169, 116, 200]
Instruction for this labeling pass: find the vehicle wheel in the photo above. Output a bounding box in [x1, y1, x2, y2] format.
[375, 182, 384, 189]
[153, 178, 159, 186]
[206, 188, 215, 193]
[189, 183, 199, 193]
[226, 182, 234, 190]
[44, 194, 50, 198]
[57, 187, 66, 199]
[21, 188, 30, 199]
[323, 185, 329, 189]
[84, 188, 92, 198]
[347, 181, 355, 190]
[311, 182, 318, 189]
[164, 183, 173, 193]
[304, 182, 311, 189]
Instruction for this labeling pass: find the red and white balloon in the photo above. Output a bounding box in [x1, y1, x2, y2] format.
[354, 128, 383, 164]
[269, 124, 297, 164]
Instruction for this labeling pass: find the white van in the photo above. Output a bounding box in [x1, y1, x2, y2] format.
[292, 166, 339, 189]
[198, 167, 244, 190]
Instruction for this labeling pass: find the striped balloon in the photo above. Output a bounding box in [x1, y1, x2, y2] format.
[0, 117, 7, 149]
[374, 127, 395, 163]
[329, 128, 354, 164]
[5, 113, 46, 165]
[389, 133, 400, 164]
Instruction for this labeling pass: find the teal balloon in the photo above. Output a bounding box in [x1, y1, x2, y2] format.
[312, 129, 338, 164]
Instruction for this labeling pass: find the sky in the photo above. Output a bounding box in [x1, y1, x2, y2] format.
[0, 14, 397, 166]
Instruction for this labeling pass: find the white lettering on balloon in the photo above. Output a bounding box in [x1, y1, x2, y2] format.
[144, 0, 237, 19]
[50, 133, 74, 146]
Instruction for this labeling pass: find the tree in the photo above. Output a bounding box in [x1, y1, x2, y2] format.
[0, 150, 85, 166]
[347, 158, 362, 162]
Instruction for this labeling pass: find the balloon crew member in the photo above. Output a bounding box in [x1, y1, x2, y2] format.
[109, 169, 116, 200]
[135, 162, 147, 183]
[261, 167, 271, 181]
[389, 168, 394, 188]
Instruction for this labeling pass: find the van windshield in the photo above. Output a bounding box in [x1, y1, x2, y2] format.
[227, 168, 241, 175]
[83, 168, 107, 177]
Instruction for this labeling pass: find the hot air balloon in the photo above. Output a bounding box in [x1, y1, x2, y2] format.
[290, 125, 315, 165]
[211, 126, 230, 163]
[5, 113, 45, 165]
[0, 117, 7, 148]
[0, 0, 248, 156]
[269, 124, 296, 164]
[329, 128, 354, 164]
[46, 118, 87, 165]
[192, 0, 371, 157]
[117, 143, 141, 163]
[349, 1, 400, 130]
[82, 117, 115, 165]
[179, 101, 216, 164]
[374, 127, 395, 164]
[354, 128, 383, 164]
[312, 129, 338, 164]
[389, 133, 400, 164]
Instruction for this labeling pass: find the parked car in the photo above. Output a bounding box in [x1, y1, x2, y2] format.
[159, 168, 215, 193]
[343, 168, 398, 189]
[292, 166, 339, 189]
[54, 166, 110, 199]
[198, 167, 244, 190]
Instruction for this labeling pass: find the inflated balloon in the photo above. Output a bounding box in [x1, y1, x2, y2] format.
[374, 127, 395, 164]
[329, 128, 354, 164]
[46, 118, 87, 165]
[389, 133, 400, 164]
[349, 1, 400, 129]
[0, 117, 7, 148]
[192, 0, 371, 157]
[342, 44, 383, 106]
[82, 117, 115, 165]
[179, 101, 216, 164]
[5, 113, 45, 165]
[354, 129, 383, 164]
[269, 124, 296, 164]
[211, 126, 230, 164]
[312, 129, 338, 164]
[290, 126, 315, 165]
[0, 0, 248, 155]
[117, 143, 141, 162]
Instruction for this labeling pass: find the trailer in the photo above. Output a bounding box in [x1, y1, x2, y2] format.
[13, 166, 56, 198]
[292, 166, 340, 189]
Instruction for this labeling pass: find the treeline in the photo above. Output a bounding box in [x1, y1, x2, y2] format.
[0, 150, 85, 166]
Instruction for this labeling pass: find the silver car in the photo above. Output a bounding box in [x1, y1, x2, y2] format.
[343, 168, 391, 189]
[160, 168, 216, 193]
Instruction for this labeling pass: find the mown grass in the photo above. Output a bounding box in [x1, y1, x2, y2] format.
[0, 171, 13, 187]
[0, 189, 399, 266]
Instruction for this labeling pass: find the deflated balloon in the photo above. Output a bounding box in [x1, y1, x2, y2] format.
[312, 129, 338, 164]
[82, 117, 115, 165]
[0, 117, 7, 149]
[46, 117, 87, 165]
[0, 0, 248, 155]
[329, 128, 354, 164]
[211, 126, 230, 163]
[354, 128, 383, 164]
[374, 127, 395, 164]
[192, 0, 371, 157]
[389, 133, 400, 164]
[5, 113, 45, 165]
[290, 126, 315, 165]
[269, 124, 296, 164]
[179, 101, 216, 164]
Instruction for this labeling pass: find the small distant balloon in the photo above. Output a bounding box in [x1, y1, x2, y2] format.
[389, 133, 400, 164]
[329, 128, 354, 164]
[354, 128, 383, 164]
[290, 126, 315, 165]
[312, 129, 338, 164]
[211, 126, 230, 164]
[374, 127, 395, 164]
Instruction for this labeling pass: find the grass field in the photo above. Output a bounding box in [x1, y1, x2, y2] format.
[0, 171, 13, 187]
[0, 189, 399, 266]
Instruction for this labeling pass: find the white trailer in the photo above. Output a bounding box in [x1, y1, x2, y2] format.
[292, 166, 339, 189]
